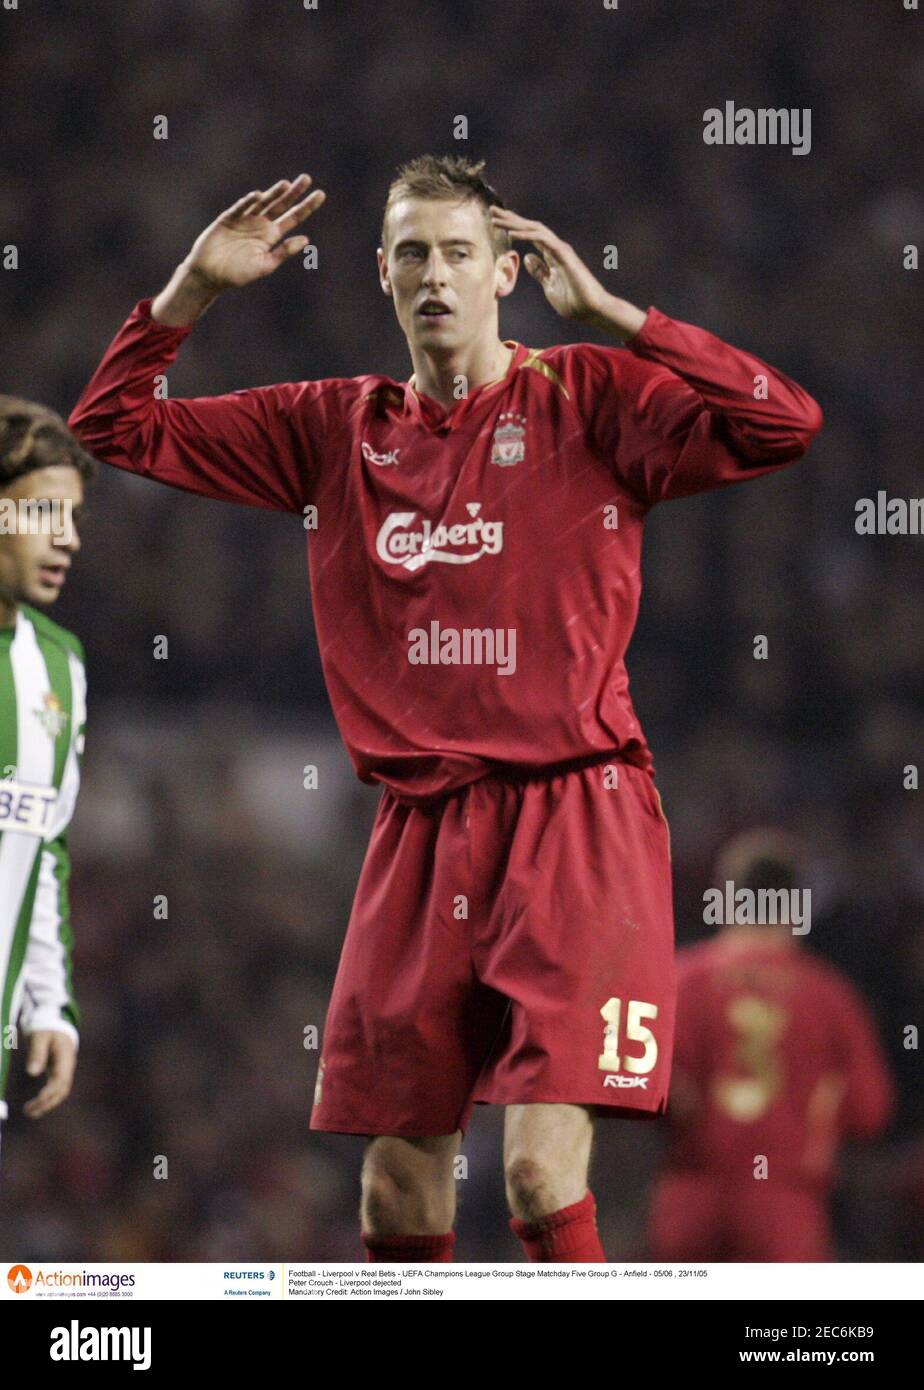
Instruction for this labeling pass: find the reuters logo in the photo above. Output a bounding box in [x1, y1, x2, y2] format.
[8, 1264, 32, 1293]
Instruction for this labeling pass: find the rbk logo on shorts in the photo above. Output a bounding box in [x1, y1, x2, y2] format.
[376, 504, 504, 572]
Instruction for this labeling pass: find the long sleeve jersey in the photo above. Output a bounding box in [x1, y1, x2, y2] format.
[664, 937, 896, 1192]
[69, 299, 822, 804]
[0, 606, 85, 1117]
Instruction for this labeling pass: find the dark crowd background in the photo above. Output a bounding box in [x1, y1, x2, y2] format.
[0, 0, 921, 1262]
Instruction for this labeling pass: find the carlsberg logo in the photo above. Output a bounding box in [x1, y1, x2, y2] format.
[376, 504, 503, 571]
[50, 1320, 151, 1370]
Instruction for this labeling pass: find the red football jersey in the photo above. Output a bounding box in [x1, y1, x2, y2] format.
[664, 936, 896, 1191]
[68, 300, 821, 803]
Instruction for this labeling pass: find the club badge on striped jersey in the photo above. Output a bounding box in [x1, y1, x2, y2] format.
[33, 690, 70, 740]
[490, 412, 527, 467]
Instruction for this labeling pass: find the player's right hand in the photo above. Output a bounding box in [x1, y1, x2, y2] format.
[183, 176, 326, 290]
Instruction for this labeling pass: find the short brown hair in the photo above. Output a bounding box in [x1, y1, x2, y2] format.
[714, 828, 803, 895]
[0, 396, 98, 489]
[381, 154, 511, 259]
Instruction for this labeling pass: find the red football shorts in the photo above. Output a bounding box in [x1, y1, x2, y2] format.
[310, 755, 675, 1137]
[645, 1171, 833, 1261]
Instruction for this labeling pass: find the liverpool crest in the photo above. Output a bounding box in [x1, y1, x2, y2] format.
[491, 412, 527, 467]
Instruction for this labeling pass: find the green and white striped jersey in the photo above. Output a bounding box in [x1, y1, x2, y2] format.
[0, 604, 85, 1118]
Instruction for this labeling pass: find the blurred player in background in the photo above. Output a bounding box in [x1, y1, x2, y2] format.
[645, 829, 896, 1261]
[0, 398, 94, 1161]
[68, 156, 822, 1262]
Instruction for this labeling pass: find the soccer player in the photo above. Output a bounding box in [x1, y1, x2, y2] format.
[0, 397, 94, 1160]
[68, 155, 822, 1262]
[645, 830, 896, 1261]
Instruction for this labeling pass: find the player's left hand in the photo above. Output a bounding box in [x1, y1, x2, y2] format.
[488, 206, 608, 323]
[22, 1029, 77, 1118]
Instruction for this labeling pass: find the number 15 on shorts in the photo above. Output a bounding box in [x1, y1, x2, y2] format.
[598, 997, 659, 1074]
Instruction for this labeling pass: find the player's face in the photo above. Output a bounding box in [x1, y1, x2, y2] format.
[378, 196, 517, 350]
[0, 465, 84, 611]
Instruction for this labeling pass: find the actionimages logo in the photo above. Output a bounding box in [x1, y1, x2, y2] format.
[6, 1264, 136, 1294]
[8, 1263, 32, 1293]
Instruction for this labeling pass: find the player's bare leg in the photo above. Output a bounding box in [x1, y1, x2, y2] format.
[360, 1132, 461, 1236]
[503, 1103, 606, 1261]
[503, 1102, 593, 1218]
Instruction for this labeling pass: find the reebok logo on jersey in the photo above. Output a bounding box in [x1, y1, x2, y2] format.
[361, 440, 400, 467]
[603, 1075, 649, 1088]
[376, 504, 504, 572]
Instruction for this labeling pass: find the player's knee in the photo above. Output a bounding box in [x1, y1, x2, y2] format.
[360, 1144, 451, 1233]
[504, 1155, 558, 1219]
[360, 1165, 407, 1233]
[360, 1171, 448, 1235]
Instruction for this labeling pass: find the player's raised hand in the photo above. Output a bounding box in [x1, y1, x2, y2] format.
[185, 176, 326, 289]
[488, 206, 609, 323]
[153, 176, 327, 324]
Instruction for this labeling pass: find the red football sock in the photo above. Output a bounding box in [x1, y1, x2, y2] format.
[362, 1231, 456, 1263]
[509, 1190, 606, 1262]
